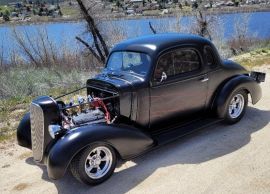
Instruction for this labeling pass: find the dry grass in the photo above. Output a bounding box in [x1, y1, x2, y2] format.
[0, 67, 93, 99]
[0, 67, 95, 142]
[61, 6, 80, 18]
[232, 48, 270, 69]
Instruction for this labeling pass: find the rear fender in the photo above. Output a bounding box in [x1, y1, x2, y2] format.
[47, 124, 154, 179]
[214, 75, 262, 118]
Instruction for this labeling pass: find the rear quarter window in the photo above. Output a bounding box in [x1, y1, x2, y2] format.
[204, 46, 217, 68]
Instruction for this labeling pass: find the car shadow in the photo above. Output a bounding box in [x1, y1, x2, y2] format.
[25, 107, 270, 194]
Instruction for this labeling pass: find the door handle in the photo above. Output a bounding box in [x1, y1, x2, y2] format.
[200, 77, 209, 82]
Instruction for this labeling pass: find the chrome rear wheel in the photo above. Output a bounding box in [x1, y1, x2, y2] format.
[225, 90, 248, 124]
[228, 94, 245, 119]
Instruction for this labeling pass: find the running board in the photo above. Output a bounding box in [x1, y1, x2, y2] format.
[153, 118, 223, 146]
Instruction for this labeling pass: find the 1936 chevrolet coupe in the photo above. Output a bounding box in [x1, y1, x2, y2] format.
[17, 34, 265, 185]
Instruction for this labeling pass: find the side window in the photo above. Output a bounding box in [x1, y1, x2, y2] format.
[173, 49, 200, 75]
[153, 48, 201, 83]
[204, 46, 216, 67]
[154, 52, 174, 81]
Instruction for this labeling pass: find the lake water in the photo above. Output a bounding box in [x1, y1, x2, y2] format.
[0, 11, 270, 61]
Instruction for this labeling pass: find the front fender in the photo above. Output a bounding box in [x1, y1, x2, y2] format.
[17, 112, 31, 149]
[215, 75, 262, 118]
[47, 124, 154, 179]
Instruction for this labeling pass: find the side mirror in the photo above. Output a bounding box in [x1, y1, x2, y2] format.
[160, 72, 167, 83]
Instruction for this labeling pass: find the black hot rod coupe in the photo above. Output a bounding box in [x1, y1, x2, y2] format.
[17, 34, 265, 185]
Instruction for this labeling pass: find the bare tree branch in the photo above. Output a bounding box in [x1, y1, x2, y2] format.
[38, 29, 50, 66]
[149, 22, 157, 34]
[76, 36, 102, 63]
[196, 11, 212, 40]
[24, 29, 46, 65]
[12, 29, 40, 67]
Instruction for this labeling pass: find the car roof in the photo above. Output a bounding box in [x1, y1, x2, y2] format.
[111, 33, 212, 56]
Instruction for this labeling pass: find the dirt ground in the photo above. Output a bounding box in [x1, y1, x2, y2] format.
[1, 67, 270, 194]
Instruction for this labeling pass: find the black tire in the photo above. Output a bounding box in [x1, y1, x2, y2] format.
[70, 143, 117, 185]
[224, 89, 248, 124]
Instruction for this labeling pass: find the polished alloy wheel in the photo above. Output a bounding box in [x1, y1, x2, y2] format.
[228, 94, 245, 119]
[84, 146, 113, 179]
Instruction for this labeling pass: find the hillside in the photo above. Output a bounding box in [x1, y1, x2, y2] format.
[0, 0, 67, 6]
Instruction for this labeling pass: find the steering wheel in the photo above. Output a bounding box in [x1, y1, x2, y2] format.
[126, 63, 134, 70]
[126, 63, 134, 69]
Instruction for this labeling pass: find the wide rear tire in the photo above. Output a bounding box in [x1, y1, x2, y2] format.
[224, 90, 248, 124]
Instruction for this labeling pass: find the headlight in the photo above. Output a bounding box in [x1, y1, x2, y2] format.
[48, 125, 61, 139]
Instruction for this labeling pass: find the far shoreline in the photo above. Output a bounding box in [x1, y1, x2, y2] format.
[0, 6, 270, 27]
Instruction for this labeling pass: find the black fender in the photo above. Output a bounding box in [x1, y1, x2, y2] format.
[47, 124, 154, 179]
[17, 112, 32, 149]
[214, 75, 262, 118]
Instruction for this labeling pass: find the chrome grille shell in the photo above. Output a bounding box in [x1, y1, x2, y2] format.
[30, 103, 45, 162]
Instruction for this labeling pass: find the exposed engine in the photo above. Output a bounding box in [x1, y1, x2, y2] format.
[57, 88, 119, 130]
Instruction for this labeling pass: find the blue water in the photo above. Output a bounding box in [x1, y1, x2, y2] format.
[121, 11, 270, 38]
[0, 11, 270, 61]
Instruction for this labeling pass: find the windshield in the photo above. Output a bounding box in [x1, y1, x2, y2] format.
[105, 51, 151, 77]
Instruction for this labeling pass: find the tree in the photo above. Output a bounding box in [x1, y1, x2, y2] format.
[192, 1, 198, 9]
[4, 10, 10, 16]
[116, 0, 121, 8]
[75, 0, 109, 64]
[158, 0, 165, 9]
[3, 14, 9, 21]
[58, 9, 63, 16]
[192, 11, 213, 40]
[234, 0, 240, 7]
[210, 0, 213, 8]
[229, 14, 252, 54]
[3, 10, 10, 22]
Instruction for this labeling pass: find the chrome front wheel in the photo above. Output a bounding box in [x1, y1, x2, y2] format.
[84, 146, 113, 179]
[70, 143, 117, 185]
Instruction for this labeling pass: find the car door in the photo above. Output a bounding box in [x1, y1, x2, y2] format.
[150, 47, 208, 128]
